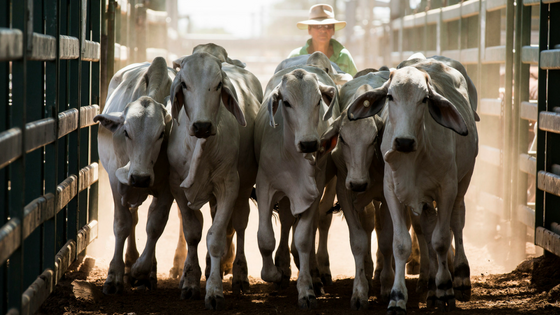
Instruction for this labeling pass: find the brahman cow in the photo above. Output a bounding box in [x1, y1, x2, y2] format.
[254, 65, 337, 309]
[167, 47, 262, 309]
[94, 57, 175, 294]
[348, 57, 478, 313]
[318, 69, 394, 309]
[275, 52, 353, 88]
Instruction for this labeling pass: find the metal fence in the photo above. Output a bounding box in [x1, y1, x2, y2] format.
[0, 0, 101, 314]
[368, 0, 560, 260]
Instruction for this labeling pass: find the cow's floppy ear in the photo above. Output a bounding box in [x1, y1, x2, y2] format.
[172, 56, 185, 71]
[267, 85, 281, 128]
[226, 56, 246, 68]
[221, 72, 246, 126]
[428, 89, 469, 136]
[94, 112, 123, 133]
[319, 82, 338, 121]
[347, 81, 388, 121]
[318, 114, 342, 162]
[157, 101, 172, 124]
[170, 74, 185, 124]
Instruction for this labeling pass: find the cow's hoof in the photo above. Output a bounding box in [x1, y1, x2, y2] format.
[426, 293, 437, 309]
[350, 296, 369, 310]
[416, 278, 428, 294]
[387, 306, 406, 315]
[298, 295, 317, 310]
[435, 296, 456, 312]
[169, 266, 183, 279]
[454, 285, 471, 302]
[313, 280, 325, 297]
[205, 295, 225, 310]
[321, 273, 333, 286]
[180, 286, 201, 300]
[103, 281, 124, 295]
[149, 276, 157, 290]
[232, 279, 250, 295]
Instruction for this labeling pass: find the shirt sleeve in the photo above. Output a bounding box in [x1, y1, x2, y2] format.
[288, 47, 303, 58]
[337, 49, 358, 76]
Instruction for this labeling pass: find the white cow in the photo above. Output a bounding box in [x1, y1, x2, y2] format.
[167, 48, 262, 309]
[348, 57, 478, 313]
[318, 69, 394, 309]
[254, 66, 337, 309]
[94, 57, 175, 294]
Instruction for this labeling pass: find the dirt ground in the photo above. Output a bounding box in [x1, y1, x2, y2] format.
[37, 254, 560, 315]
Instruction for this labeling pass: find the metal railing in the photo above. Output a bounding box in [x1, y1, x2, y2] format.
[0, 0, 101, 314]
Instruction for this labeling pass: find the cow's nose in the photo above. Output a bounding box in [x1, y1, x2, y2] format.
[349, 181, 368, 192]
[130, 175, 151, 188]
[394, 137, 416, 152]
[193, 122, 212, 138]
[299, 140, 318, 153]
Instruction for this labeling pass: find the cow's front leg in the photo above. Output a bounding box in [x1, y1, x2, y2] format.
[384, 185, 411, 315]
[275, 197, 294, 289]
[361, 201, 376, 290]
[131, 186, 174, 290]
[205, 172, 239, 310]
[169, 208, 187, 279]
[338, 183, 369, 310]
[374, 200, 394, 301]
[257, 174, 282, 284]
[123, 207, 139, 285]
[410, 210, 431, 297]
[432, 192, 456, 311]
[317, 178, 336, 286]
[171, 172, 203, 300]
[231, 186, 253, 294]
[104, 181, 133, 295]
[451, 196, 471, 302]
[294, 200, 320, 310]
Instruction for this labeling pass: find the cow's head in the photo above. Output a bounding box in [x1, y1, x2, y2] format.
[267, 68, 337, 154]
[170, 52, 245, 138]
[348, 67, 468, 154]
[94, 96, 171, 188]
[319, 95, 384, 192]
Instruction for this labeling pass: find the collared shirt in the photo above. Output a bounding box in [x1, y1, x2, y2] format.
[288, 38, 358, 76]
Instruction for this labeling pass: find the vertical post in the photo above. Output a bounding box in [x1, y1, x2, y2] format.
[22, 0, 45, 289]
[43, 0, 60, 272]
[0, 0, 10, 312]
[8, 0, 31, 311]
[535, 2, 547, 237]
[90, 0, 100, 227]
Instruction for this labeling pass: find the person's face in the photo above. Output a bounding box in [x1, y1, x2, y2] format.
[308, 24, 335, 44]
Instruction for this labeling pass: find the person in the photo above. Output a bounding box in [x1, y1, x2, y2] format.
[288, 4, 358, 76]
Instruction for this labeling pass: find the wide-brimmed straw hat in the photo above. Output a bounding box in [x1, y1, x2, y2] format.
[297, 4, 346, 31]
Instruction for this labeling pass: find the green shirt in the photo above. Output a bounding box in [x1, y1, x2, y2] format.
[288, 38, 358, 76]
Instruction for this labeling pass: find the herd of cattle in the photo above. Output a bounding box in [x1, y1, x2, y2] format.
[93, 43, 480, 314]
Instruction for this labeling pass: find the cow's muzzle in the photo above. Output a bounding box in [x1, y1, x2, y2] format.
[349, 181, 368, 192]
[299, 140, 319, 153]
[394, 137, 416, 153]
[130, 174, 151, 188]
[192, 121, 212, 138]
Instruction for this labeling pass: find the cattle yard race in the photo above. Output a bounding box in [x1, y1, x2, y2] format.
[2, 0, 560, 314]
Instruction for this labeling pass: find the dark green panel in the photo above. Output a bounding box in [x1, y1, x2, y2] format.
[0, 0, 9, 310]
[9, 0, 29, 311]
[67, 0, 80, 243]
[43, 0, 59, 272]
[22, 0, 46, 288]
[535, 3, 548, 232]
[90, 0, 100, 224]
[57, 0, 69, 250]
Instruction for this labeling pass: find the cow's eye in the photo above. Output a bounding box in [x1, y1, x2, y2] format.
[422, 97, 429, 103]
[216, 82, 222, 91]
[317, 99, 321, 106]
[339, 135, 346, 144]
[387, 94, 393, 101]
[159, 131, 164, 139]
[181, 82, 187, 90]
[124, 130, 130, 139]
[284, 101, 291, 108]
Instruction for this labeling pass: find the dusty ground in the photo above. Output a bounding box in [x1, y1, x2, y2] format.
[38, 254, 560, 315]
